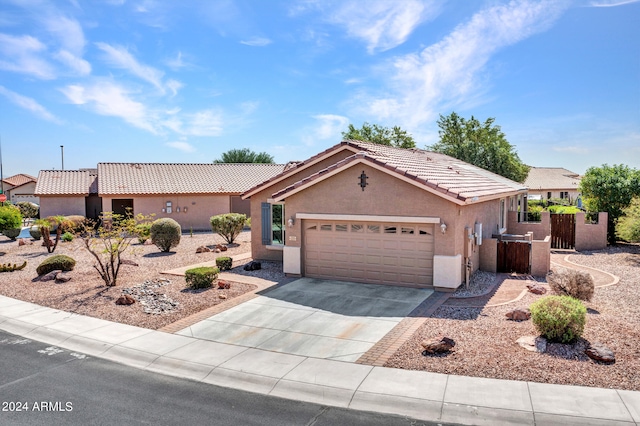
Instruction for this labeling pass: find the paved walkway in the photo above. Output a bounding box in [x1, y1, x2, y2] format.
[0, 257, 637, 425]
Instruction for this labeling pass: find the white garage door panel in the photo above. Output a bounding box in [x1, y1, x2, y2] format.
[304, 220, 434, 287]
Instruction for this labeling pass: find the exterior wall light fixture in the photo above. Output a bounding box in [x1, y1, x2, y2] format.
[288, 217, 295, 227]
[440, 222, 447, 234]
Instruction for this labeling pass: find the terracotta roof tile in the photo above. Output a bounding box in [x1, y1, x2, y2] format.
[524, 167, 581, 190]
[35, 170, 97, 195]
[271, 140, 527, 203]
[97, 163, 286, 195]
[2, 173, 37, 187]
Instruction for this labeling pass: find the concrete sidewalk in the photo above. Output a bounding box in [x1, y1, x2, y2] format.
[1, 294, 638, 425]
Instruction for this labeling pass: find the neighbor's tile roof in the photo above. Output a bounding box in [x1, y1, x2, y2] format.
[2, 173, 37, 187]
[35, 170, 97, 195]
[269, 140, 527, 204]
[98, 163, 286, 195]
[523, 167, 581, 191]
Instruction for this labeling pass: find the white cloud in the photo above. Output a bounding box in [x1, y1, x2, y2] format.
[165, 51, 190, 70]
[0, 33, 55, 79]
[0, 85, 60, 123]
[300, 0, 442, 53]
[42, 14, 86, 56]
[240, 37, 273, 47]
[165, 79, 183, 97]
[60, 80, 157, 133]
[166, 140, 196, 153]
[95, 42, 180, 94]
[54, 49, 91, 75]
[589, 0, 639, 6]
[359, 0, 570, 127]
[313, 114, 349, 139]
[184, 110, 224, 137]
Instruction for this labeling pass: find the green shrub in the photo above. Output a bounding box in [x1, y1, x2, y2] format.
[548, 205, 581, 214]
[210, 213, 246, 244]
[36, 254, 76, 276]
[0, 205, 22, 233]
[150, 218, 182, 252]
[185, 266, 219, 289]
[216, 256, 233, 271]
[547, 268, 594, 302]
[29, 225, 42, 240]
[62, 215, 86, 233]
[61, 232, 74, 242]
[17, 202, 39, 220]
[135, 222, 152, 244]
[616, 197, 640, 243]
[530, 296, 586, 343]
[3, 227, 21, 240]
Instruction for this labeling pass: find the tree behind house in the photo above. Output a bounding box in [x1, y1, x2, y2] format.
[342, 122, 416, 149]
[214, 148, 274, 164]
[429, 112, 530, 183]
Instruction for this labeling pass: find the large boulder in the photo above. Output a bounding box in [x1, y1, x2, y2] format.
[506, 308, 531, 321]
[421, 335, 455, 354]
[585, 343, 615, 364]
[243, 261, 262, 271]
[116, 295, 136, 306]
[516, 335, 547, 353]
[527, 283, 547, 295]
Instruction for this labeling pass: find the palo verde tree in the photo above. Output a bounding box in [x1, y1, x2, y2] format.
[214, 148, 274, 164]
[429, 112, 530, 183]
[342, 122, 416, 148]
[580, 164, 640, 245]
[79, 211, 153, 286]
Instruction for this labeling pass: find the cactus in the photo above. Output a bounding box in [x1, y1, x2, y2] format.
[0, 261, 27, 272]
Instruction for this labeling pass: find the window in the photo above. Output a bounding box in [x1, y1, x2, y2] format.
[499, 199, 506, 231]
[320, 224, 332, 231]
[384, 225, 397, 234]
[261, 202, 285, 245]
[401, 227, 415, 235]
[271, 204, 285, 244]
[351, 224, 364, 233]
[335, 224, 347, 232]
[547, 192, 552, 200]
[165, 201, 172, 214]
[367, 224, 380, 233]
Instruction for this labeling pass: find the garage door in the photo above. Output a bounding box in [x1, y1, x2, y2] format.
[304, 220, 434, 287]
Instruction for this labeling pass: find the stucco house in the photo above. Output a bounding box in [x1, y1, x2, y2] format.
[524, 167, 581, 203]
[36, 163, 285, 230]
[2, 173, 39, 205]
[242, 140, 531, 290]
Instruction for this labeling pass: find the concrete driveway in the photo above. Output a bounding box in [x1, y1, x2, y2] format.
[177, 278, 433, 362]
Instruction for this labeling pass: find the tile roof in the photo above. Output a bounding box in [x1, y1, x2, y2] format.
[269, 140, 527, 204]
[523, 167, 581, 191]
[2, 173, 37, 187]
[98, 163, 286, 195]
[35, 170, 97, 195]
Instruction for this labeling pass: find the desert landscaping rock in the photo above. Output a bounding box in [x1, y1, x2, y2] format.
[421, 335, 455, 354]
[39, 270, 62, 282]
[196, 246, 210, 253]
[506, 308, 531, 321]
[516, 335, 547, 353]
[116, 294, 136, 305]
[121, 259, 139, 266]
[526, 283, 547, 295]
[55, 272, 72, 283]
[585, 343, 615, 364]
[122, 278, 180, 315]
[243, 261, 262, 271]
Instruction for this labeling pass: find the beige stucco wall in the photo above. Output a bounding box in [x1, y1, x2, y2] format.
[101, 194, 231, 231]
[8, 182, 39, 205]
[575, 212, 608, 251]
[528, 189, 580, 202]
[39, 195, 86, 218]
[508, 210, 551, 240]
[249, 149, 356, 261]
[480, 238, 498, 273]
[531, 236, 551, 276]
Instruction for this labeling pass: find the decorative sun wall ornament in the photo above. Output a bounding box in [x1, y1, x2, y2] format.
[359, 171, 368, 191]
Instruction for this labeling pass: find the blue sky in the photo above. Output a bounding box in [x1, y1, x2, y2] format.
[0, 0, 638, 179]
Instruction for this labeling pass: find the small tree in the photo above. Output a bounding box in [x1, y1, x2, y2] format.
[36, 216, 67, 253]
[342, 122, 416, 148]
[79, 212, 151, 287]
[617, 197, 640, 242]
[210, 213, 246, 244]
[17, 202, 39, 224]
[214, 148, 275, 164]
[0, 205, 22, 236]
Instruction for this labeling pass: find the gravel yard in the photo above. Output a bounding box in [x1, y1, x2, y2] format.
[0, 231, 262, 330]
[385, 244, 640, 391]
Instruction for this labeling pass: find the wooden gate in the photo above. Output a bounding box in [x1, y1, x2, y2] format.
[551, 213, 575, 249]
[497, 241, 531, 274]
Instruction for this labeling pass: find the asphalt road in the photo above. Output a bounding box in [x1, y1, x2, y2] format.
[0, 329, 455, 426]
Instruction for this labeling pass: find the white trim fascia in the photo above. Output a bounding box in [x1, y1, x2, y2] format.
[273, 157, 468, 205]
[296, 213, 440, 224]
[241, 144, 361, 200]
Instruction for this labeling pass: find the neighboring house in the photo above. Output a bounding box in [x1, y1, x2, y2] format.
[36, 163, 285, 230]
[524, 167, 581, 203]
[2, 174, 39, 205]
[242, 140, 530, 290]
